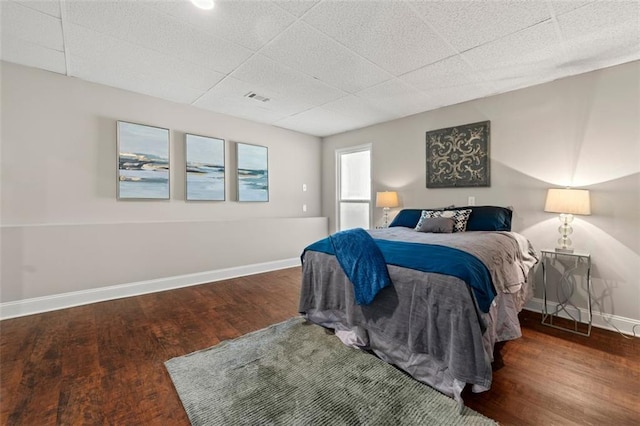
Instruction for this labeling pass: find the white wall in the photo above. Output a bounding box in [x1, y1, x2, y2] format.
[1, 62, 327, 309]
[322, 61, 640, 327]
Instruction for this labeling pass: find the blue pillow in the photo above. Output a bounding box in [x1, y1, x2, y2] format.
[445, 206, 512, 231]
[389, 206, 453, 228]
[388, 209, 424, 228]
[390, 206, 512, 231]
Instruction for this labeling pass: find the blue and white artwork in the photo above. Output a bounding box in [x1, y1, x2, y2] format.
[236, 143, 269, 202]
[117, 121, 170, 200]
[186, 134, 225, 201]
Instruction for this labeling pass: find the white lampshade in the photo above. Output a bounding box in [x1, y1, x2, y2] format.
[376, 191, 399, 208]
[544, 188, 591, 215]
[190, 0, 214, 10]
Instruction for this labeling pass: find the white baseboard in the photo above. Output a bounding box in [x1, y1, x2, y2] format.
[0, 258, 300, 320]
[524, 297, 640, 337]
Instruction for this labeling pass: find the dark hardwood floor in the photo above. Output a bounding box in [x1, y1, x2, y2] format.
[1, 267, 638, 425]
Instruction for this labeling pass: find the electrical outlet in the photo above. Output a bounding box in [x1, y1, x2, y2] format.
[302, 204, 307, 212]
[468, 196, 476, 206]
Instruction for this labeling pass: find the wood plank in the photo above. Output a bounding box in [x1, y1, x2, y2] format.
[1, 268, 638, 425]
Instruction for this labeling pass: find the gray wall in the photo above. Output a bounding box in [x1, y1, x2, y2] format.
[1, 61, 327, 303]
[322, 61, 640, 322]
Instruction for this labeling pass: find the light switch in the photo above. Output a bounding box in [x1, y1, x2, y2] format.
[302, 184, 307, 192]
[303, 204, 307, 212]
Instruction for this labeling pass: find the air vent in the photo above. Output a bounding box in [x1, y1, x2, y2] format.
[244, 91, 270, 102]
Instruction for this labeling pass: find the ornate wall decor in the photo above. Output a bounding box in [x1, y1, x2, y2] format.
[425, 120, 490, 188]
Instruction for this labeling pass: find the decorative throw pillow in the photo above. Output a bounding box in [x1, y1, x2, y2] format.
[444, 205, 513, 231]
[388, 206, 455, 228]
[414, 209, 472, 233]
[416, 217, 455, 233]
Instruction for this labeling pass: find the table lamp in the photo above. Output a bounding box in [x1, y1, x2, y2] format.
[376, 191, 399, 228]
[544, 188, 591, 253]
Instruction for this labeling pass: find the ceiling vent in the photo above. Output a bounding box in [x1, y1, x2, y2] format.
[244, 91, 270, 102]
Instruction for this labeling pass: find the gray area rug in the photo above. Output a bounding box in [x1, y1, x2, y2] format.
[165, 317, 497, 425]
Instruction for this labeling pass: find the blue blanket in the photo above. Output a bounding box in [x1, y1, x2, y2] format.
[303, 230, 496, 312]
[307, 228, 391, 305]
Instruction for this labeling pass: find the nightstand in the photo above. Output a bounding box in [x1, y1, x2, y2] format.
[540, 249, 592, 336]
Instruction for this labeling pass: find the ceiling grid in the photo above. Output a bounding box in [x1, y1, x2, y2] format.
[1, 0, 638, 137]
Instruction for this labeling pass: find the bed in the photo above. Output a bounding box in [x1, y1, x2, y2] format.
[299, 206, 538, 406]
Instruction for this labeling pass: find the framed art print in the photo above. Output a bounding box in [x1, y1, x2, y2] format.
[117, 121, 170, 199]
[425, 120, 490, 188]
[236, 142, 269, 202]
[185, 134, 225, 201]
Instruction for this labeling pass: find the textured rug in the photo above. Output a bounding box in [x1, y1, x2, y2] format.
[165, 317, 497, 425]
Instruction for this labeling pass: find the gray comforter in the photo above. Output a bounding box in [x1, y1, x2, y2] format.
[299, 228, 537, 404]
[370, 228, 537, 293]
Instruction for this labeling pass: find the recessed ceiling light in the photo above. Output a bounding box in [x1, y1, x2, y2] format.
[190, 0, 214, 10]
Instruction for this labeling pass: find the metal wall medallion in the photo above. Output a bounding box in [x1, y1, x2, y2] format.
[425, 120, 490, 188]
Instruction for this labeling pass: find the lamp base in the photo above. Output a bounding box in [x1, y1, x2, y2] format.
[382, 207, 390, 228]
[555, 247, 574, 254]
[556, 213, 575, 254]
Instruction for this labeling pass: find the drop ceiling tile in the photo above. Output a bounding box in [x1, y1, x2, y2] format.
[412, 0, 551, 52]
[65, 24, 225, 94]
[1, 35, 66, 74]
[275, 94, 402, 136]
[64, 0, 252, 74]
[198, 102, 288, 127]
[555, 2, 640, 74]
[260, 22, 392, 93]
[461, 21, 560, 73]
[69, 54, 203, 105]
[556, 21, 640, 75]
[356, 79, 439, 118]
[557, 1, 640, 40]
[477, 61, 565, 94]
[272, 0, 320, 17]
[1, 0, 63, 51]
[321, 95, 401, 125]
[400, 55, 480, 91]
[425, 83, 498, 109]
[491, 76, 556, 94]
[550, 1, 593, 16]
[12, 0, 61, 18]
[229, 54, 346, 107]
[194, 76, 309, 118]
[144, 0, 297, 51]
[274, 106, 364, 137]
[303, 1, 455, 76]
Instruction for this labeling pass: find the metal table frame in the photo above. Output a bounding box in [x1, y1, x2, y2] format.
[541, 249, 592, 337]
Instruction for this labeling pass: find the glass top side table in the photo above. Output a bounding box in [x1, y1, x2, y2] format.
[540, 249, 592, 337]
